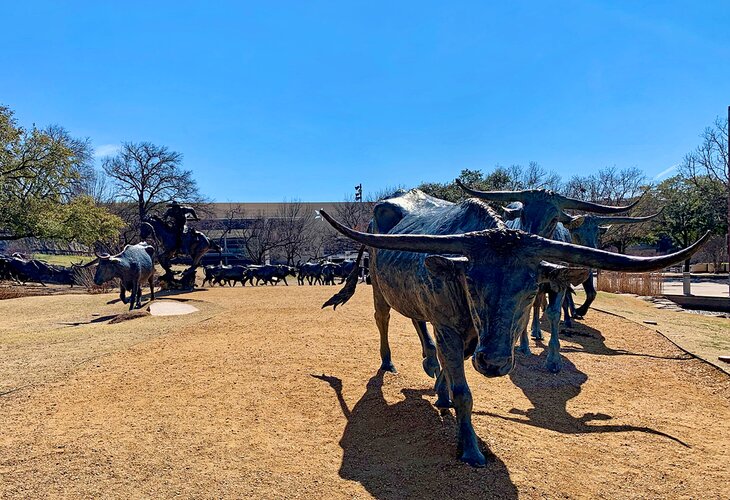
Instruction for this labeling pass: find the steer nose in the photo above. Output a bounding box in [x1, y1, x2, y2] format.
[472, 351, 513, 378]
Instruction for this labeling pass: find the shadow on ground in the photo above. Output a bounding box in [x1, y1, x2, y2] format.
[546, 316, 692, 361]
[314, 372, 518, 500]
[477, 350, 689, 448]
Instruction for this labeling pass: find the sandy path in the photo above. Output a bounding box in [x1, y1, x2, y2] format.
[1, 286, 728, 499]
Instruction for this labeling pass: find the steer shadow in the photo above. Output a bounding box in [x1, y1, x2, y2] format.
[477, 351, 688, 447]
[314, 372, 518, 500]
[538, 316, 691, 361]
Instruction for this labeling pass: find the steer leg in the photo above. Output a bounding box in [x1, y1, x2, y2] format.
[372, 282, 396, 373]
[562, 295, 573, 328]
[148, 277, 155, 302]
[433, 370, 451, 409]
[135, 282, 144, 309]
[119, 286, 128, 305]
[518, 327, 532, 355]
[412, 320, 440, 378]
[575, 270, 595, 318]
[435, 327, 484, 467]
[545, 288, 566, 373]
[530, 293, 544, 340]
[127, 284, 137, 311]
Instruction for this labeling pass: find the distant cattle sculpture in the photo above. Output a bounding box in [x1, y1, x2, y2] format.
[564, 212, 662, 317]
[245, 264, 297, 286]
[0, 255, 79, 286]
[456, 181, 646, 371]
[94, 242, 156, 310]
[319, 189, 707, 466]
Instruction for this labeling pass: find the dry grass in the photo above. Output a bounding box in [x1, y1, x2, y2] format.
[71, 265, 117, 293]
[0, 286, 728, 498]
[0, 287, 25, 301]
[597, 271, 663, 296]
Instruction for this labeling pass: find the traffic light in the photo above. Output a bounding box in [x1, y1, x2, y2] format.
[355, 184, 363, 202]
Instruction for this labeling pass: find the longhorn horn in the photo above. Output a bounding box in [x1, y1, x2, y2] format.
[557, 189, 648, 214]
[95, 251, 111, 260]
[593, 209, 663, 226]
[318, 210, 467, 255]
[455, 179, 534, 203]
[531, 230, 710, 272]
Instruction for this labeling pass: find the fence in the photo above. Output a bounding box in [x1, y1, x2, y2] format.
[596, 271, 664, 296]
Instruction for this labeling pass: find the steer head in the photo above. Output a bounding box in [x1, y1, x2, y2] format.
[318, 209, 708, 378]
[565, 211, 662, 249]
[93, 251, 121, 285]
[456, 179, 644, 237]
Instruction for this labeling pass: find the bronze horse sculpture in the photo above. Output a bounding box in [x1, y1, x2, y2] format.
[140, 215, 218, 288]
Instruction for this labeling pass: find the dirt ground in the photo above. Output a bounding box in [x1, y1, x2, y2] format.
[1, 285, 729, 499]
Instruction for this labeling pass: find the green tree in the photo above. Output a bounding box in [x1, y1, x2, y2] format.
[418, 165, 547, 203]
[655, 175, 723, 271]
[0, 105, 123, 243]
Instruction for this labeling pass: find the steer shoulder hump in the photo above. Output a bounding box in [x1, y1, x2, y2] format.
[373, 189, 453, 233]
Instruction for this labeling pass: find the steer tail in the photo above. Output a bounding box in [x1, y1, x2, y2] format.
[322, 245, 365, 310]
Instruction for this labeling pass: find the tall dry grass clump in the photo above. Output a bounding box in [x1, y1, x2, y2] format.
[597, 271, 663, 296]
[0, 287, 26, 301]
[72, 266, 117, 293]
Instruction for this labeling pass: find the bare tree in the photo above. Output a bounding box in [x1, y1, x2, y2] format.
[678, 113, 729, 287]
[563, 166, 646, 204]
[242, 212, 284, 264]
[102, 141, 203, 223]
[275, 200, 315, 265]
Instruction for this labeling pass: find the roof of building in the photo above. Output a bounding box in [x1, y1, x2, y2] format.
[202, 202, 349, 219]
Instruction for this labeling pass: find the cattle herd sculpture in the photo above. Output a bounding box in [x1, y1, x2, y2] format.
[0, 187, 709, 468]
[318, 185, 707, 467]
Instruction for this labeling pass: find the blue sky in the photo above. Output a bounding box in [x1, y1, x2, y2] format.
[1, 1, 728, 201]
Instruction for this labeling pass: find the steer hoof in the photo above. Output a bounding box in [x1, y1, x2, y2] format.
[422, 356, 440, 378]
[379, 361, 397, 373]
[460, 449, 486, 468]
[546, 357, 563, 373]
[434, 395, 452, 409]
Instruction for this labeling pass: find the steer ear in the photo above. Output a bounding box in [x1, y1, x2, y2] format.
[564, 215, 585, 229]
[538, 262, 590, 291]
[502, 205, 522, 221]
[425, 255, 469, 277]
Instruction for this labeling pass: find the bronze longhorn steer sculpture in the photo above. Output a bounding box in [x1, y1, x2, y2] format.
[455, 181, 648, 372]
[564, 211, 663, 317]
[319, 194, 707, 467]
[93, 242, 156, 310]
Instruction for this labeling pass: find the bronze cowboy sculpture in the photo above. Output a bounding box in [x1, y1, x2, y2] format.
[164, 201, 200, 250]
[140, 200, 218, 289]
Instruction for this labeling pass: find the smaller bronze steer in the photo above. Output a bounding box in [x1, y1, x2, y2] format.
[94, 242, 156, 310]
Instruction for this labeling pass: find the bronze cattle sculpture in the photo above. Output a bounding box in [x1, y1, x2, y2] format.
[94, 242, 156, 310]
[319, 189, 707, 466]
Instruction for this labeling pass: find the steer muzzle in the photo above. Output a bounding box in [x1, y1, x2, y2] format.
[472, 349, 514, 378]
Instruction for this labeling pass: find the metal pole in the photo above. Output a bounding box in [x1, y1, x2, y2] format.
[727, 105, 730, 296]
